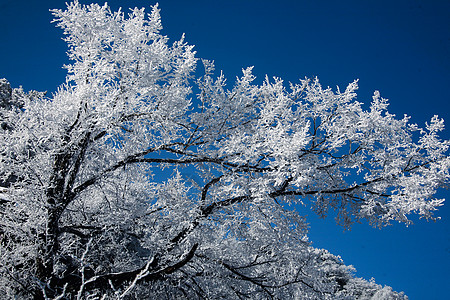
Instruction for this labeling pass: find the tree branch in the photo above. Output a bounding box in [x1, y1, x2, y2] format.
[82, 243, 198, 293]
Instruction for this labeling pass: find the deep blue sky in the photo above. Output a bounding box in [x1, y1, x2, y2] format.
[1, 0, 449, 298]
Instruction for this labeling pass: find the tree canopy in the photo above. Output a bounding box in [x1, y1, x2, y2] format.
[1, 2, 448, 299]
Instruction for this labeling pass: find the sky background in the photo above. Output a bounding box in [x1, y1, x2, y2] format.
[1, 0, 449, 298]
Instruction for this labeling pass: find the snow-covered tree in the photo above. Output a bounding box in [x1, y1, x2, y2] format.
[1, 2, 448, 299]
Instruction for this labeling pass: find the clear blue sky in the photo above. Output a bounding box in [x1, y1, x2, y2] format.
[1, 0, 449, 298]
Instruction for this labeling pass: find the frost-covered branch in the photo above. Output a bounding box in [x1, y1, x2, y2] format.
[0, 2, 446, 299]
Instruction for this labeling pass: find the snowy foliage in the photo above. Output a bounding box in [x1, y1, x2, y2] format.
[1, 1, 448, 299]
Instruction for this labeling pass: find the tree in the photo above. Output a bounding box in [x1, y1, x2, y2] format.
[1, 1, 448, 299]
